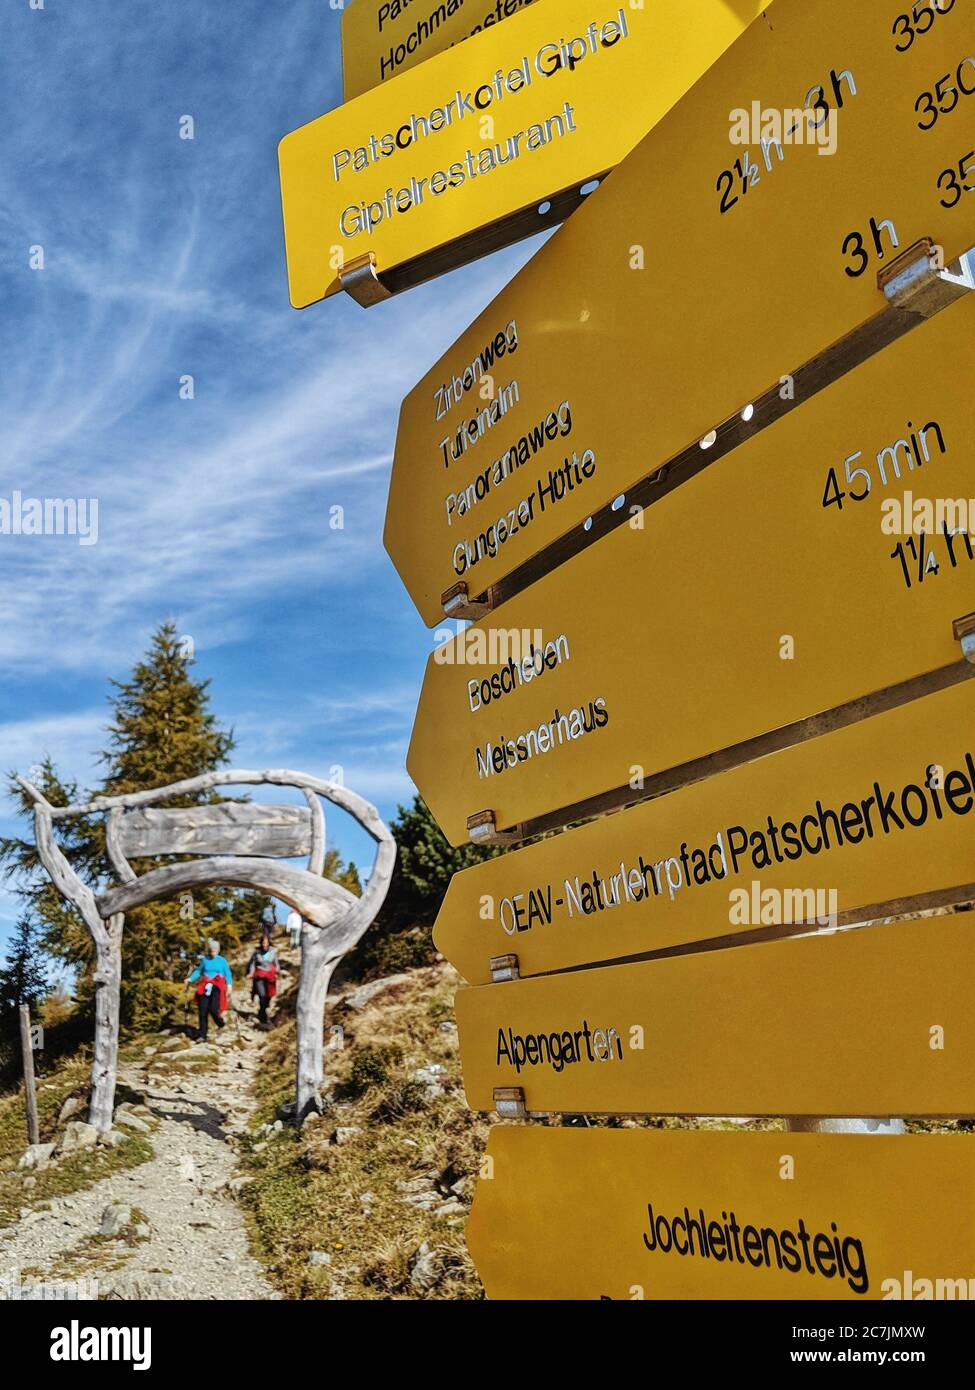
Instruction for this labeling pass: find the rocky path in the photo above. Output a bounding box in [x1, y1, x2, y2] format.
[2, 992, 283, 1301]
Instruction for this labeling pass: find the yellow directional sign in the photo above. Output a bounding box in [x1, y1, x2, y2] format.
[279, 0, 764, 307]
[455, 915, 975, 1117]
[342, 0, 543, 100]
[468, 1127, 975, 1301]
[433, 679, 975, 985]
[407, 294, 975, 845]
[386, 0, 975, 623]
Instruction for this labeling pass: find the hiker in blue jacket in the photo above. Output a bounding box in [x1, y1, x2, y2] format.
[185, 938, 233, 1041]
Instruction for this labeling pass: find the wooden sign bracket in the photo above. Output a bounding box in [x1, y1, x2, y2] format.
[490, 953, 520, 983]
[441, 581, 495, 621]
[467, 809, 523, 847]
[492, 1086, 526, 1120]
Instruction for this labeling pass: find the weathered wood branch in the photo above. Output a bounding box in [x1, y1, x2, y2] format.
[97, 856, 357, 922]
[22, 768, 396, 1129]
[105, 807, 137, 884]
[18, 778, 120, 1130]
[89, 914, 123, 1133]
[18, 779, 108, 948]
[303, 787, 326, 876]
[296, 804, 395, 1121]
[48, 769, 385, 832]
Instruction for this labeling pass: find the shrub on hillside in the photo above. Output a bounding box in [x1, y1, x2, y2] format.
[123, 977, 188, 1034]
[350, 926, 434, 981]
[341, 1043, 404, 1098]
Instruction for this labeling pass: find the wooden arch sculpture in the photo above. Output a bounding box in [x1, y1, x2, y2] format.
[18, 770, 396, 1129]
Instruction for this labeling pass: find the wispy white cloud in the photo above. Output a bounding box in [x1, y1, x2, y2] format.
[0, 709, 106, 786]
[0, 0, 549, 948]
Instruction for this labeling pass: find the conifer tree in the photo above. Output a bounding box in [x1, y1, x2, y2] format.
[379, 795, 496, 929]
[0, 915, 49, 1018]
[100, 623, 233, 796]
[348, 796, 495, 979]
[1, 622, 245, 1030]
[322, 848, 361, 898]
[99, 623, 239, 1025]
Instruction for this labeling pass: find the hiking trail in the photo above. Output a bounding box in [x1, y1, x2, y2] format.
[1, 952, 298, 1301]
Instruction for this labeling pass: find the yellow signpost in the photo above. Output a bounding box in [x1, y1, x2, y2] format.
[304, 0, 975, 1307]
[455, 914, 975, 1117]
[279, 0, 765, 307]
[433, 679, 975, 985]
[386, 0, 975, 623]
[468, 1127, 975, 1301]
[342, 0, 543, 100]
[407, 294, 975, 845]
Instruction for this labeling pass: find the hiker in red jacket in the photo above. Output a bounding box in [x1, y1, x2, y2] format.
[185, 938, 232, 1041]
[247, 931, 278, 1029]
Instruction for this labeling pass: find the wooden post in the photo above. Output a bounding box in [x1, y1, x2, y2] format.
[296, 927, 336, 1122]
[89, 915, 124, 1133]
[18, 782, 126, 1133]
[18, 1004, 40, 1147]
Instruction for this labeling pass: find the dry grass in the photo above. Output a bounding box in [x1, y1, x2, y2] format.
[40, 1207, 152, 1284]
[241, 962, 490, 1300]
[0, 1054, 154, 1226]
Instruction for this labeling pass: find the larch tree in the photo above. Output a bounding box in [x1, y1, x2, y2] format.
[98, 622, 241, 1027]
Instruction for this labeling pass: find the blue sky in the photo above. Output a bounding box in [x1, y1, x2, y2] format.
[0, 0, 551, 948]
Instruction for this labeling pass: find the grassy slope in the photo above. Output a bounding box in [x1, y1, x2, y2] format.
[0, 1044, 154, 1227]
[241, 962, 490, 1300]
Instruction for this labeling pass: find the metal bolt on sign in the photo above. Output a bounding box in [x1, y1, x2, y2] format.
[493, 1086, 527, 1120]
[954, 613, 975, 665]
[338, 252, 392, 307]
[878, 237, 970, 317]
